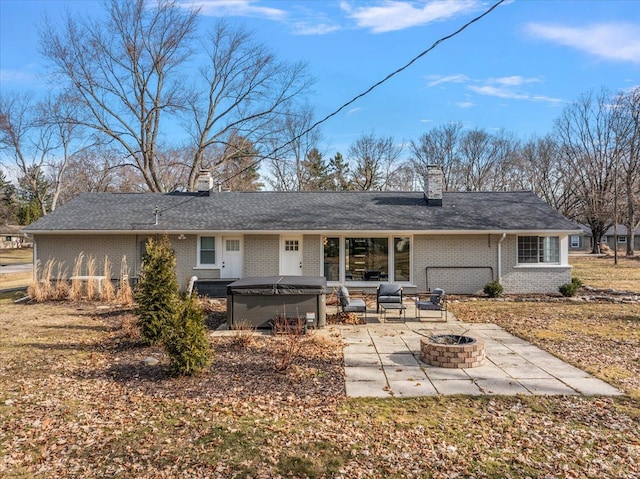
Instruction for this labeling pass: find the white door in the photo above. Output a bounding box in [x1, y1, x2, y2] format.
[221, 237, 243, 279]
[280, 236, 303, 276]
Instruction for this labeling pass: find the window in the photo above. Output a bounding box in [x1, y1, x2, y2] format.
[323, 237, 340, 281]
[285, 239, 299, 251]
[618, 236, 627, 244]
[226, 239, 240, 251]
[393, 237, 411, 281]
[601, 236, 608, 244]
[518, 236, 559, 264]
[345, 237, 388, 281]
[199, 236, 216, 265]
[570, 235, 580, 248]
[322, 236, 412, 282]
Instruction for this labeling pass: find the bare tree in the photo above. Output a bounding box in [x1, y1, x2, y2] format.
[554, 89, 619, 254]
[612, 87, 640, 255]
[56, 146, 144, 204]
[40, 0, 199, 192]
[0, 92, 54, 217]
[519, 135, 578, 218]
[347, 133, 403, 191]
[187, 22, 313, 191]
[213, 134, 263, 191]
[410, 122, 462, 190]
[489, 130, 521, 191]
[457, 129, 501, 191]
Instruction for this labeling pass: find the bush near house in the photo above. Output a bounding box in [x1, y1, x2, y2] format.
[559, 277, 583, 297]
[134, 235, 181, 345]
[483, 280, 503, 298]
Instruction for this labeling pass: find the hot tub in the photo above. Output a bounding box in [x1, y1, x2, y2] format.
[226, 276, 327, 330]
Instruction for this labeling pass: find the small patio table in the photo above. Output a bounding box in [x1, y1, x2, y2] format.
[379, 302, 406, 322]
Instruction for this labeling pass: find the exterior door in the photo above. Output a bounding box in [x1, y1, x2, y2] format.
[221, 237, 243, 279]
[280, 235, 303, 276]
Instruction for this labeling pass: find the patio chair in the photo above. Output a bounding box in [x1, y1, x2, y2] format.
[337, 285, 367, 319]
[376, 283, 403, 313]
[415, 288, 447, 320]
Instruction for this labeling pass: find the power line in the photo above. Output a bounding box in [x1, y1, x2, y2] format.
[161, 0, 505, 213]
[222, 0, 505, 185]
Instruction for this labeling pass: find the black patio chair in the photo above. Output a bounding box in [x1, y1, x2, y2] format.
[337, 285, 367, 319]
[376, 283, 403, 313]
[415, 288, 447, 320]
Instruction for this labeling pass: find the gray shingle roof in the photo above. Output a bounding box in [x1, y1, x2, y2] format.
[24, 190, 580, 233]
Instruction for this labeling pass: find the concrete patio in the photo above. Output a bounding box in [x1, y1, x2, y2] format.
[331, 308, 624, 398]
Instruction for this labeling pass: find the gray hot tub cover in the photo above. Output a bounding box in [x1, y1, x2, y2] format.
[227, 276, 327, 295]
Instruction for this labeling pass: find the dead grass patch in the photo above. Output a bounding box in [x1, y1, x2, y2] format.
[0, 248, 33, 265]
[570, 254, 640, 291]
[0, 271, 31, 290]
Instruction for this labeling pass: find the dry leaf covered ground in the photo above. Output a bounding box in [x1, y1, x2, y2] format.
[1, 299, 639, 478]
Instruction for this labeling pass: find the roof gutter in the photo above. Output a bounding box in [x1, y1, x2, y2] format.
[497, 233, 507, 284]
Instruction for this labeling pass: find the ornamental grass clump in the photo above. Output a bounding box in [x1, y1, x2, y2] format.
[53, 262, 69, 300]
[100, 256, 115, 302]
[115, 256, 133, 306]
[68, 253, 85, 301]
[135, 236, 180, 345]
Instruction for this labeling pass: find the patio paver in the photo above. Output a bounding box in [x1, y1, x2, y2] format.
[334, 308, 625, 398]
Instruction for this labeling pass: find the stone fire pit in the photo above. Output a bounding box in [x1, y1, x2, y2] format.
[420, 335, 485, 368]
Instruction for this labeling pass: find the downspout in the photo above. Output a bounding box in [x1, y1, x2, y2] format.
[497, 233, 507, 284]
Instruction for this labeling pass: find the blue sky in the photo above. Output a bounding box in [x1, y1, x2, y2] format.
[1, 0, 639, 156]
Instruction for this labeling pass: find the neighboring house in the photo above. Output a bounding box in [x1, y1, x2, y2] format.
[573, 224, 640, 252]
[568, 225, 591, 252]
[0, 225, 27, 249]
[23, 168, 581, 295]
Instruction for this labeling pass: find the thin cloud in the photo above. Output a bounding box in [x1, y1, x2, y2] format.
[425, 74, 470, 87]
[469, 82, 563, 104]
[526, 22, 640, 63]
[184, 0, 287, 20]
[292, 22, 341, 36]
[342, 0, 479, 33]
[468, 85, 529, 100]
[0, 68, 38, 84]
[347, 107, 363, 115]
[456, 101, 475, 108]
[490, 75, 541, 86]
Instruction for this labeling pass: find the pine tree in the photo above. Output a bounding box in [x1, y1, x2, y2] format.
[135, 235, 180, 345]
[165, 295, 212, 376]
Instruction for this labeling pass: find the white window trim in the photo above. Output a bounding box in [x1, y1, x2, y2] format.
[618, 236, 627, 244]
[516, 235, 562, 266]
[570, 235, 580, 248]
[195, 235, 218, 269]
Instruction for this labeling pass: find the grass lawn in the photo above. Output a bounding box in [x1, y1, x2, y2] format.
[0, 248, 33, 265]
[570, 254, 640, 291]
[0, 248, 33, 292]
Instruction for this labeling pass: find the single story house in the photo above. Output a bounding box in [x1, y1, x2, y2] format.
[23, 168, 580, 294]
[0, 224, 29, 249]
[570, 224, 640, 252]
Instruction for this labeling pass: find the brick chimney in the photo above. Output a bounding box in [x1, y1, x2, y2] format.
[196, 170, 213, 193]
[424, 165, 443, 206]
